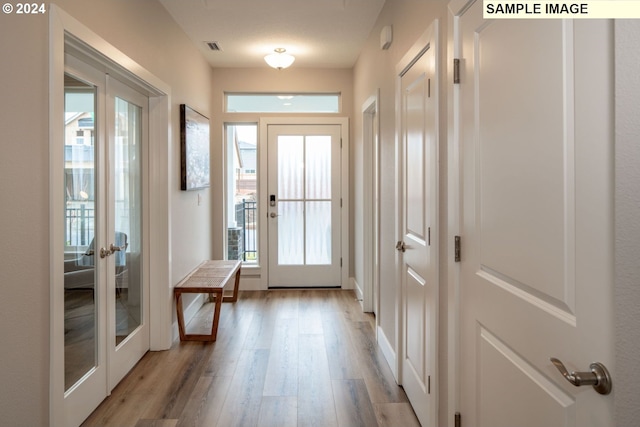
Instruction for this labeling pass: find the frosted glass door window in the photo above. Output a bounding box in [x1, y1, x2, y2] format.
[306, 201, 331, 264]
[277, 135, 332, 265]
[278, 136, 304, 199]
[305, 136, 331, 199]
[278, 201, 304, 265]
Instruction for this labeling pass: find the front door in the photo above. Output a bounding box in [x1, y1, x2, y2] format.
[456, 2, 614, 425]
[267, 124, 342, 287]
[397, 23, 439, 427]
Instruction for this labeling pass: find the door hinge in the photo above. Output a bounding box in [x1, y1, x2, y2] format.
[455, 412, 462, 427]
[428, 375, 431, 394]
[340, 138, 343, 148]
[453, 58, 460, 84]
[340, 257, 343, 267]
[454, 235, 461, 262]
[428, 78, 431, 98]
[428, 227, 431, 246]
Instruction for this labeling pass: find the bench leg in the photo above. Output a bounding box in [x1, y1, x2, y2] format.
[175, 292, 187, 341]
[211, 292, 223, 341]
[223, 267, 242, 303]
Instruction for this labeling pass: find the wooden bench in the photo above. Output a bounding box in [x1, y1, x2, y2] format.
[174, 260, 241, 342]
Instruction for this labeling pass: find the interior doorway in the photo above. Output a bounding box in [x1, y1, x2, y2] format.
[361, 93, 381, 315]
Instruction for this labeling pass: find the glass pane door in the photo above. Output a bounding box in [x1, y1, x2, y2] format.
[267, 124, 342, 287]
[107, 77, 149, 389]
[113, 96, 142, 345]
[60, 55, 149, 427]
[63, 76, 98, 391]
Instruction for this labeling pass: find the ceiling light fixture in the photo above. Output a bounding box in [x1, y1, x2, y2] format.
[264, 48, 295, 70]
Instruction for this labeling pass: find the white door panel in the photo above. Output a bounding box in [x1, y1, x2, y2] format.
[457, 1, 614, 425]
[398, 21, 439, 427]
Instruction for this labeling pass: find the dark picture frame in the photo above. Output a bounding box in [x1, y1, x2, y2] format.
[180, 104, 210, 191]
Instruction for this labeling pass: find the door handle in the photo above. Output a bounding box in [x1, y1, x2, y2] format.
[396, 241, 406, 252]
[110, 243, 126, 253]
[270, 212, 279, 218]
[99, 247, 111, 258]
[550, 357, 612, 395]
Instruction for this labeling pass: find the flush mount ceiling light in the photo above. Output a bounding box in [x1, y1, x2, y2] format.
[264, 48, 295, 70]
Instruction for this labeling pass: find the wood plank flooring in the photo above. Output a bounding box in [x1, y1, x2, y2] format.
[81, 289, 420, 427]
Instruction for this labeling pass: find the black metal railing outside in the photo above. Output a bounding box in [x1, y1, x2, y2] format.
[65, 205, 95, 247]
[241, 200, 257, 262]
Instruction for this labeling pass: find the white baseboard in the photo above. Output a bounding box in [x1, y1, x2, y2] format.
[239, 276, 264, 291]
[352, 277, 364, 308]
[377, 325, 398, 381]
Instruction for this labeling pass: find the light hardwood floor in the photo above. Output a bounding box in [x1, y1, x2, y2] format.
[81, 289, 420, 427]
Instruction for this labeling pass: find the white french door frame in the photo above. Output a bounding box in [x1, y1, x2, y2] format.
[49, 6, 172, 426]
[258, 117, 350, 290]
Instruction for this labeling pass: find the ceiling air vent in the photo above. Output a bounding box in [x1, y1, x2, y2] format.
[205, 41, 222, 51]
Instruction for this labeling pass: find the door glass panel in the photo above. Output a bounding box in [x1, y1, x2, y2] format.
[278, 135, 304, 199]
[64, 75, 97, 391]
[278, 201, 304, 265]
[306, 201, 331, 265]
[114, 97, 142, 346]
[305, 135, 331, 199]
[275, 134, 333, 266]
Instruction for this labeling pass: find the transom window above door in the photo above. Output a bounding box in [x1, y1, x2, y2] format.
[225, 93, 340, 113]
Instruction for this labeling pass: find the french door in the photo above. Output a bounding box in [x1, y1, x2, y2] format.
[61, 54, 149, 426]
[267, 124, 342, 287]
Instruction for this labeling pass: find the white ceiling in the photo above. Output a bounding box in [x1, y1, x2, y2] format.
[158, 0, 386, 68]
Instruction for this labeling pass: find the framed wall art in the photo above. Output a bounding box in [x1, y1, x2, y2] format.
[180, 104, 210, 191]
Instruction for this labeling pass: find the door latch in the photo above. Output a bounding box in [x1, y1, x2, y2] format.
[550, 357, 612, 395]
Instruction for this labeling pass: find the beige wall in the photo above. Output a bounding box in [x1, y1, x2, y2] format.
[0, 1, 213, 424]
[0, 11, 50, 426]
[614, 20, 640, 427]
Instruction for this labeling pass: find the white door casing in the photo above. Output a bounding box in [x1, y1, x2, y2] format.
[362, 92, 380, 315]
[454, 1, 614, 425]
[397, 21, 439, 427]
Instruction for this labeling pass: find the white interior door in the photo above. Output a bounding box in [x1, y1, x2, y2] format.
[456, 2, 614, 425]
[267, 124, 342, 287]
[106, 76, 150, 389]
[397, 23, 439, 427]
[61, 55, 150, 426]
[62, 57, 108, 427]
